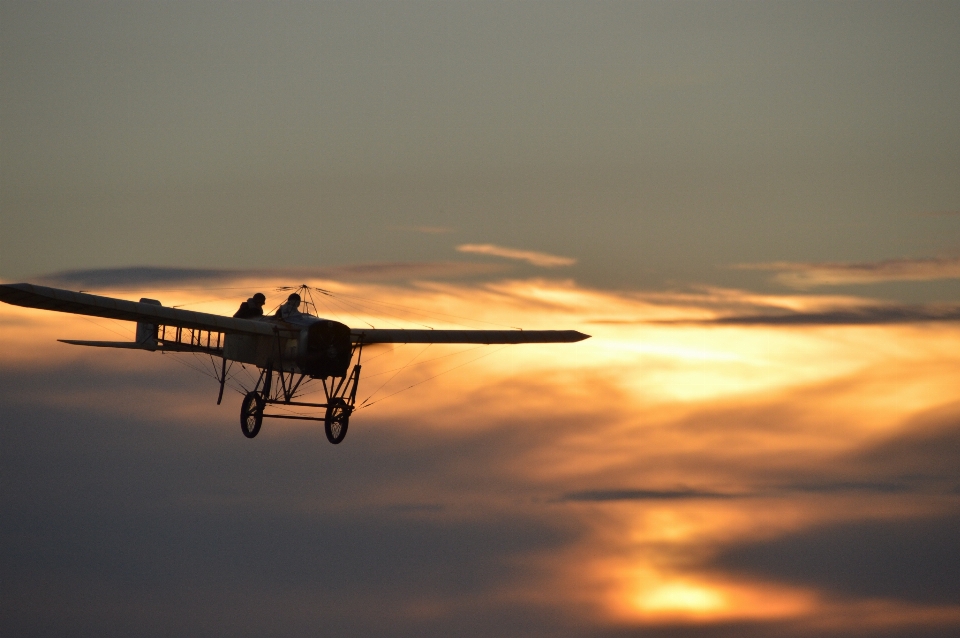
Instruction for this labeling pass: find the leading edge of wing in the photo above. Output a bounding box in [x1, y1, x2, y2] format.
[0, 283, 274, 336]
[350, 329, 590, 344]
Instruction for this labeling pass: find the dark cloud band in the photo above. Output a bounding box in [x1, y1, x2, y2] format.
[31, 263, 508, 290]
[651, 305, 960, 326]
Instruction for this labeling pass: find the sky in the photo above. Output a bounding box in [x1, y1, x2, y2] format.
[2, 2, 960, 636]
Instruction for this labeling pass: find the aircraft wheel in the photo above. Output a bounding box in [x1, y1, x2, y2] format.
[241, 391, 264, 438]
[324, 398, 350, 444]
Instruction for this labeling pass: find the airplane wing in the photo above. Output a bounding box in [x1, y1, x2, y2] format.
[0, 283, 275, 337]
[351, 329, 589, 344]
[0, 283, 591, 345]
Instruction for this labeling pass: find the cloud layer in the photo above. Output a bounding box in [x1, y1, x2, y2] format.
[26, 263, 507, 290]
[734, 257, 960, 288]
[3, 274, 960, 636]
[673, 304, 960, 325]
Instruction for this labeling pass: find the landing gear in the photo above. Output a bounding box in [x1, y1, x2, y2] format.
[235, 348, 363, 444]
[240, 391, 264, 438]
[325, 398, 351, 444]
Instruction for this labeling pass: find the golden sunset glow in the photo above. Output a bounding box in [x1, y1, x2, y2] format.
[4, 275, 959, 633]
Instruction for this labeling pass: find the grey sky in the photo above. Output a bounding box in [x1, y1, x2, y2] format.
[3, 1, 960, 296]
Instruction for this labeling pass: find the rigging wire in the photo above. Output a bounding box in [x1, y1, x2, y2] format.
[356, 345, 512, 411]
[73, 281, 516, 327]
[359, 343, 432, 406]
[318, 291, 435, 329]
[290, 343, 411, 401]
[334, 292, 441, 329]
[356, 342, 405, 364]
[319, 291, 402, 328]
[316, 291, 379, 328]
[165, 351, 221, 383]
[74, 314, 132, 340]
[232, 362, 263, 394]
[306, 288, 349, 325]
[73, 282, 518, 330]
[186, 352, 220, 385]
[360, 344, 486, 380]
[170, 292, 251, 309]
[76, 285, 261, 294]
[302, 286, 321, 319]
[313, 287, 519, 330]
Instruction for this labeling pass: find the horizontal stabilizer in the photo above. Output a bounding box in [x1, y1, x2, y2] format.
[59, 340, 149, 349]
[59, 339, 222, 355]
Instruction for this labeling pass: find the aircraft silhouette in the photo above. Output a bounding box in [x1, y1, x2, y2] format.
[0, 283, 589, 444]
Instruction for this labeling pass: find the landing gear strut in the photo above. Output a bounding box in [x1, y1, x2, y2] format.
[237, 346, 363, 444]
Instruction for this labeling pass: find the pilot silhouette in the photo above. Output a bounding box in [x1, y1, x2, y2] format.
[233, 292, 266, 319]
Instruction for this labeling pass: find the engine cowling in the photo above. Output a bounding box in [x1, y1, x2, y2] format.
[298, 319, 352, 378]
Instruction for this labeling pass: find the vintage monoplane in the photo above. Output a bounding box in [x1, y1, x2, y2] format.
[0, 283, 589, 444]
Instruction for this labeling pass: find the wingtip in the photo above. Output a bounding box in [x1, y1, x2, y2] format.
[0, 282, 35, 304]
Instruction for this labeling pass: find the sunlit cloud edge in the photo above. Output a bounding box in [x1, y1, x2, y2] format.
[456, 243, 576, 268]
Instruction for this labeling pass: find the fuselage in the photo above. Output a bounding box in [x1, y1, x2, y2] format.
[223, 314, 353, 378]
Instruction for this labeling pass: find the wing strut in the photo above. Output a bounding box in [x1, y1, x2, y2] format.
[217, 357, 227, 405]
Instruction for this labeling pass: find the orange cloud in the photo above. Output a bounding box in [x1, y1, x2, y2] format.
[456, 244, 576, 267]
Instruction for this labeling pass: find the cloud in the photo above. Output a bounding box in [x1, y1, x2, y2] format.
[456, 244, 576, 267]
[849, 407, 960, 490]
[559, 482, 913, 502]
[713, 514, 960, 605]
[604, 287, 960, 326]
[0, 365, 586, 638]
[664, 304, 960, 326]
[34, 266, 248, 288]
[733, 257, 960, 288]
[560, 488, 738, 502]
[776, 481, 912, 494]
[6, 274, 960, 636]
[28, 262, 507, 290]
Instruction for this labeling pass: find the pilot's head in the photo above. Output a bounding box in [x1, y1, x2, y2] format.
[287, 293, 301, 307]
[252, 292, 266, 306]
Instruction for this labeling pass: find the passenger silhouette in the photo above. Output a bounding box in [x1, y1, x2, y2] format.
[277, 292, 303, 321]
